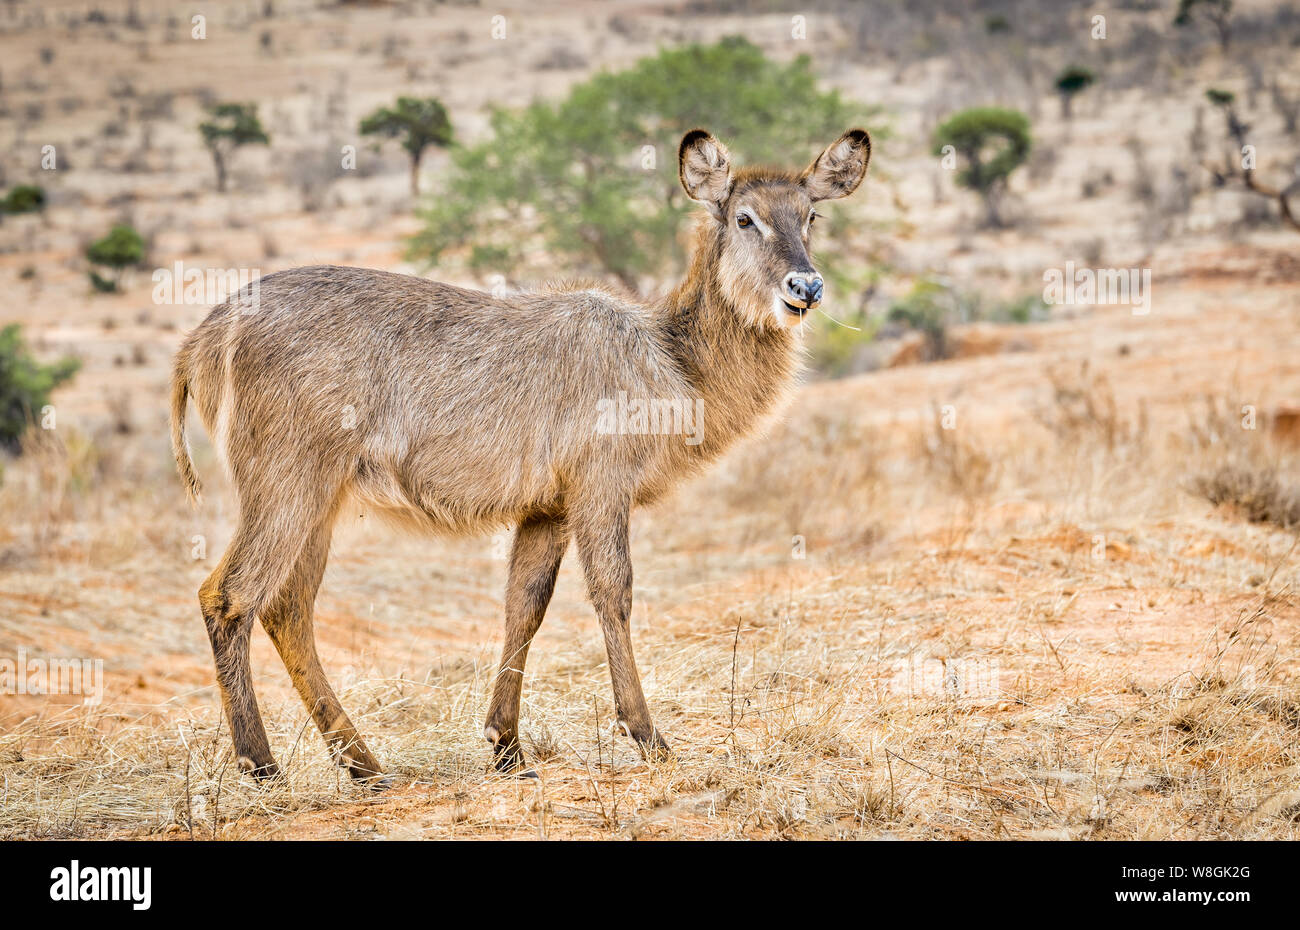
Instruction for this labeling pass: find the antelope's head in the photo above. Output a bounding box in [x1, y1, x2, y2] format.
[678, 127, 871, 329]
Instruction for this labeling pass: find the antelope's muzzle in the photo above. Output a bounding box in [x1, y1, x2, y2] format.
[782, 272, 824, 315]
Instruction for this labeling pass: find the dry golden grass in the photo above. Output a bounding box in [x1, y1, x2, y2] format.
[1194, 465, 1300, 531]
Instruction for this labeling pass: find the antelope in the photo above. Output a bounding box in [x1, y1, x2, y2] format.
[170, 127, 871, 784]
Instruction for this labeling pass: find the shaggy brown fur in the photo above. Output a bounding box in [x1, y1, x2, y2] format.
[170, 128, 871, 782]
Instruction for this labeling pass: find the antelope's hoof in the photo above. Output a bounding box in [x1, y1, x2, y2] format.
[491, 746, 539, 779]
[625, 726, 673, 763]
[356, 773, 395, 792]
[344, 757, 390, 790]
[237, 756, 283, 784]
[487, 727, 538, 778]
[641, 741, 674, 764]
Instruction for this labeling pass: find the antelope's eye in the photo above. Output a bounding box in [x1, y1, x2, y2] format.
[808, 211, 819, 226]
[736, 213, 753, 229]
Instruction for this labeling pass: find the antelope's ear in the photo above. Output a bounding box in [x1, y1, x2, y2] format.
[800, 128, 871, 202]
[678, 129, 733, 220]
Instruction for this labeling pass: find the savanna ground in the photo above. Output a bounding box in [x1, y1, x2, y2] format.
[1, 0, 1299, 839]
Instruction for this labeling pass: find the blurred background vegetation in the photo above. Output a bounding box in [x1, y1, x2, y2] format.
[410, 37, 876, 292]
[404, 36, 1063, 378]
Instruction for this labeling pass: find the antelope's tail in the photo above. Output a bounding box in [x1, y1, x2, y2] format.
[170, 353, 202, 507]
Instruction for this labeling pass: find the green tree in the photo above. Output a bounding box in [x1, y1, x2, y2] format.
[1, 184, 46, 215]
[933, 107, 1032, 228]
[0, 324, 79, 453]
[1055, 66, 1095, 120]
[411, 36, 874, 291]
[1175, 0, 1233, 51]
[359, 96, 454, 196]
[199, 102, 270, 193]
[86, 224, 144, 293]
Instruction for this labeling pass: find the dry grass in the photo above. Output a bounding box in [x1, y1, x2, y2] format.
[3, 579, 1297, 840]
[1194, 465, 1300, 531]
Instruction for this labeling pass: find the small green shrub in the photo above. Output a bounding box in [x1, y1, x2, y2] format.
[0, 324, 80, 453]
[812, 309, 881, 377]
[1, 184, 46, 215]
[886, 281, 1048, 363]
[88, 271, 119, 293]
[86, 224, 144, 293]
[887, 280, 963, 361]
[981, 293, 1050, 324]
[1205, 87, 1235, 108]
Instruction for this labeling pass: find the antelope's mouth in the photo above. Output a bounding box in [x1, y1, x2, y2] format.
[782, 300, 809, 318]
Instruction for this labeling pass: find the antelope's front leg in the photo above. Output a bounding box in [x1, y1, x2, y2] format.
[485, 516, 569, 775]
[573, 501, 671, 760]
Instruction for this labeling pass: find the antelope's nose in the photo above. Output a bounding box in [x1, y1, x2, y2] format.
[783, 272, 824, 309]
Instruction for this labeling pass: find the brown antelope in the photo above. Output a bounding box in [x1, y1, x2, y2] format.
[170, 127, 870, 784]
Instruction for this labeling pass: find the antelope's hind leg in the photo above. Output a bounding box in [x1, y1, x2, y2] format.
[261, 514, 387, 788]
[485, 515, 569, 776]
[199, 465, 344, 784]
[199, 559, 278, 781]
[200, 526, 305, 782]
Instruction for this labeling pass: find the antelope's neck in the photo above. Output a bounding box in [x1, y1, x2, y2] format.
[653, 239, 802, 461]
